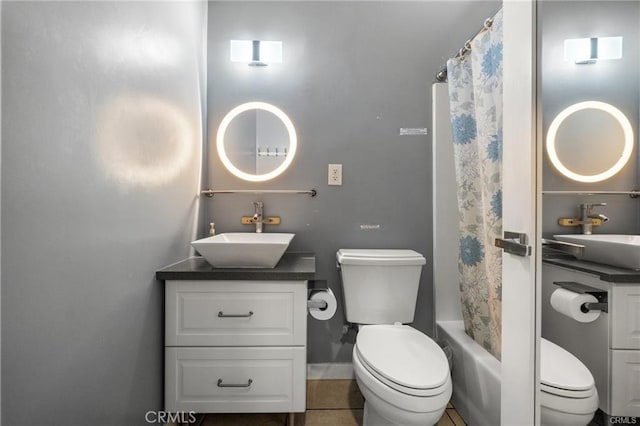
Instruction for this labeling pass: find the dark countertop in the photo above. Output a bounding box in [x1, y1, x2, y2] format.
[156, 252, 316, 281]
[543, 255, 640, 283]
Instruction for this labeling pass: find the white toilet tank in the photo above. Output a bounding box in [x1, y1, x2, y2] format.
[337, 249, 426, 324]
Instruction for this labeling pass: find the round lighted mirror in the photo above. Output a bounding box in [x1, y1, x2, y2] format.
[546, 101, 634, 183]
[217, 102, 297, 182]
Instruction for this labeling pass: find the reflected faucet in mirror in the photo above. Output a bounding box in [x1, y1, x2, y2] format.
[558, 202, 609, 235]
[241, 201, 281, 233]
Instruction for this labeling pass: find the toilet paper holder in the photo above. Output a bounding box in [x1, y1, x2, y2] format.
[307, 289, 329, 310]
[553, 281, 608, 313]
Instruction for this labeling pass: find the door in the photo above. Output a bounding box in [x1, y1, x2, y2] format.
[501, 1, 540, 425]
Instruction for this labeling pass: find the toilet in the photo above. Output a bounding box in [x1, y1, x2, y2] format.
[337, 249, 452, 426]
[540, 338, 599, 426]
[337, 248, 599, 426]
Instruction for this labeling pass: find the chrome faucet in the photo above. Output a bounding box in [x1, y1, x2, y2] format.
[579, 203, 609, 235]
[241, 201, 280, 232]
[252, 201, 264, 233]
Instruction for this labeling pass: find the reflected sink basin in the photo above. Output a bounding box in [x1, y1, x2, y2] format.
[191, 233, 294, 268]
[554, 234, 640, 270]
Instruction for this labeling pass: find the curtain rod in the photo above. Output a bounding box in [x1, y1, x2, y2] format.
[435, 15, 495, 82]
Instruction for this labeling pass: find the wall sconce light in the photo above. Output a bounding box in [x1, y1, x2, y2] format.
[564, 36, 622, 64]
[230, 40, 282, 67]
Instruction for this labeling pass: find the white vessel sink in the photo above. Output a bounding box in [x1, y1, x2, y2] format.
[553, 234, 640, 270]
[191, 233, 294, 268]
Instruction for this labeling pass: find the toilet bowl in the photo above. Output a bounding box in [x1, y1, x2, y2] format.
[352, 324, 452, 426]
[540, 338, 599, 426]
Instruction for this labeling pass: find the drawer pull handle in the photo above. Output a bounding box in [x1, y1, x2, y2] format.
[217, 379, 253, 388]
[218, 311, 254, 318]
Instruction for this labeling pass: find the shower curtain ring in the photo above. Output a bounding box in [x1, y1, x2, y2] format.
[484, 17, 494, 30]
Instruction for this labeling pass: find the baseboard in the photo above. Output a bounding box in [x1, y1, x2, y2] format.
[307, 363, 354, 380]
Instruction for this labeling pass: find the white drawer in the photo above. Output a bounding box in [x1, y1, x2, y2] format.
[165, 346, 306, 413]
[610, 349, 640, 417]
[612, 285, 640, 350]
[165, 280, 307, 347]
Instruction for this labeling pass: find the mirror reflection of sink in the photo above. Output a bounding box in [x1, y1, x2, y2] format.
[191, 233, 295, 268]
[553, 234, 640, 270]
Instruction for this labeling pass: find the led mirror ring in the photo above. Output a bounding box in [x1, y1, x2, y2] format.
[546, 101, 634, 183]
[217, 102, 297, 182]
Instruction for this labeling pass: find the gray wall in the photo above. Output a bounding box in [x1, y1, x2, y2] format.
[432, 83, 463, 324]
[205, 1, 501, 364]
[2, 2, 206, 425]
[540, 1, 640, 236]
[0, 2, 3, 422]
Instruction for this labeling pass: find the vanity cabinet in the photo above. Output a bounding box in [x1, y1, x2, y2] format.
[157, 254, 315, 415]
[542, 262, 640, 418]
[164, 280, 307, 413]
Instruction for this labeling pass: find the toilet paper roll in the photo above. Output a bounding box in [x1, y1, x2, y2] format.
[309, 289, 337, 321]
[550, 288, 601, 323]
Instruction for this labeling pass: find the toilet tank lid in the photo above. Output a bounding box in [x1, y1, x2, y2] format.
[336, 249, 426, 266]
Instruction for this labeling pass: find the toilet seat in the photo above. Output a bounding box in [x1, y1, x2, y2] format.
[539, 338, 599, 423]
[540, 339, 596, 399]
[353, 346, 452, 424]
[355, 324, 450, 397]
[541, 384, 596, 399]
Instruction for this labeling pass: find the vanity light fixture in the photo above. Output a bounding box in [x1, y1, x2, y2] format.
[546, 101, 633, 183]
[230, 40, 283, 67]
[564, 36, 622, 64]
[217, 102, 297, 182]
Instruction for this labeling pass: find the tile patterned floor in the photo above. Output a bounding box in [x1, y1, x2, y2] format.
[199, 379, 466, 426]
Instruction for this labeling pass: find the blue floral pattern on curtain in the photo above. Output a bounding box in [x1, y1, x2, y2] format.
[446, 9, 503, 360]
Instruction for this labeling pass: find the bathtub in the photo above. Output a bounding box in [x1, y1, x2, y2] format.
[437, 320, 501, 426]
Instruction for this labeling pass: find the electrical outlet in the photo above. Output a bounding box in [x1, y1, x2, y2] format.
[328, 164, 342, 186]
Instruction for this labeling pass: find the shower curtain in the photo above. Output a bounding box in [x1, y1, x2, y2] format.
[446, 9, 503, 359]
